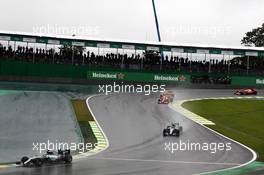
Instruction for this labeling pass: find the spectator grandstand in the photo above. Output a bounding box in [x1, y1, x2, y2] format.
[0, 42, 264, 77]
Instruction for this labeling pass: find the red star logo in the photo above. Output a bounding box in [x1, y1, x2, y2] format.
[117, 73, 125, 79]
[179, 75, 186, 81]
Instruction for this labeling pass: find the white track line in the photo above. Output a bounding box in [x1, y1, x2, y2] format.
[170, 100, 215, 125]
[86, 95, 110, 152]
[169, 96, 259, 175]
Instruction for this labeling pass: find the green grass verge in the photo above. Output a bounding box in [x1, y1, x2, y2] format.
[182, 99, 264, 162]
[72, 100, 97, 149]
[204, 161, 264, 175]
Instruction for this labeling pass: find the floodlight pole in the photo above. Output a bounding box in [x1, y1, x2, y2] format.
[152, 0, 161, 42]
[152, 0, 163, 70]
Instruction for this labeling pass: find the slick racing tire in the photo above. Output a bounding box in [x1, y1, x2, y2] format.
[179, 126, 183, 132]
[173, 131, 180, 137]
[64, 155, 72, 164]
[34, 158, 43, 167]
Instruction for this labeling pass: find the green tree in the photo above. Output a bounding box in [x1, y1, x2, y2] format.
[241, 23, 264, 47]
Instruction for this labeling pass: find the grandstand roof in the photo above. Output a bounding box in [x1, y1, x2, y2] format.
[0, 30, 264, 56]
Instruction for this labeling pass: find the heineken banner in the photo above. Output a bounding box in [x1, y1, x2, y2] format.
[87, 70, 190, 84]
[232, 76, 264, 87]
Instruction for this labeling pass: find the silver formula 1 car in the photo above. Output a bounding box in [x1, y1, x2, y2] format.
[20, 150, 72, 167]
[163, 123, 183, 137]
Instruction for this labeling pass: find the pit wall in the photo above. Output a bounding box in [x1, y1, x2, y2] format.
[0, 60, 263, 88]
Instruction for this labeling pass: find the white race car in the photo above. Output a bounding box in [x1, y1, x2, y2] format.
[20, 150, 72, 167]
[163, 123, 183, 137]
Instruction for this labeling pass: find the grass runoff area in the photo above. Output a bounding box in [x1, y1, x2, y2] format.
[71, 100, 97, 147]
[182, 99, 264, 162]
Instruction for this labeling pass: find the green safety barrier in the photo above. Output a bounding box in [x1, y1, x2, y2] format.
[232, 76, 264, 87]
[0, 60, 87, 78]
[0, 60, 190, 84]
[1, 60, 264, 87]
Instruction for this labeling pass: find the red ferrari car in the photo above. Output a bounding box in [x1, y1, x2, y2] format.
[234, 88, 257, 95]
[158, 95, 170, 104]
[158, 91, 174, 104]
[163, 90, 175, 100]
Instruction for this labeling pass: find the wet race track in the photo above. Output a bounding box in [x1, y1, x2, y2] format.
[0, 89, 260, 175]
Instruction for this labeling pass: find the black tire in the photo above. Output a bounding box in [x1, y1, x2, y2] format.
[179, 126, 183, 132]
[21, 156, 29, 165]
[173, 130, 180, 137]
[64, 155, 72, 164]
[34, 158, 43, 167]
[163, 132, 167, 137]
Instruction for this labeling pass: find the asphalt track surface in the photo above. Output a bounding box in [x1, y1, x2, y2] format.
[0, 89, 260, 175]
[0, 91, 81, 163]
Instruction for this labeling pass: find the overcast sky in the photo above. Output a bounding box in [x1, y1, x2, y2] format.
[0, 0, 264, 47]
